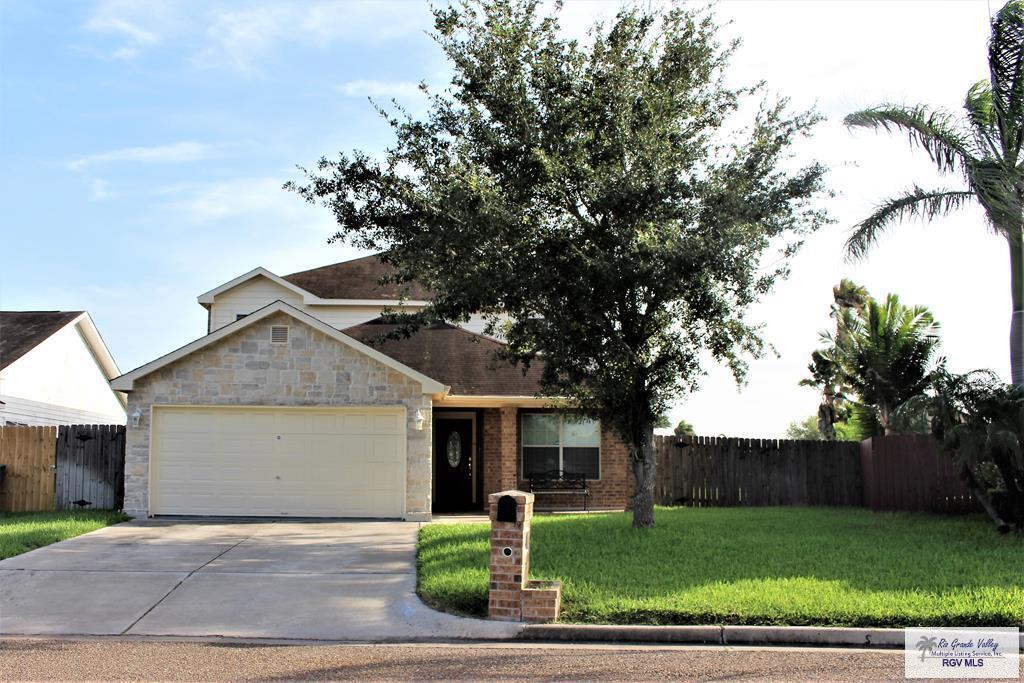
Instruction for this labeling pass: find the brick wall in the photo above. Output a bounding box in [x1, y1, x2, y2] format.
[481, 407, 633, 511]
[482, 407, 518, 496]
[516, 425, 632, 510]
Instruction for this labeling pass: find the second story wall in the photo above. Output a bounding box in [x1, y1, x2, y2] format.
[208, 273, 494, 337]
[208, 275, 304, 331]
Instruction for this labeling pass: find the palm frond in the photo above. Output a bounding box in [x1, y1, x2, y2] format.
[845, 187, 975, 261]
[844, 105, 974, 174]
[988, 0, 1024, 160]
[965, 80, 997, 137]
[969, 159, 1024, 236]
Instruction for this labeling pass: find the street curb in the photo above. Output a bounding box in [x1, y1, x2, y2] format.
[518, 624, 908, 649]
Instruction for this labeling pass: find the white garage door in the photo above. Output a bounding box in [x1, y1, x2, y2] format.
[150, 406, 406, 517]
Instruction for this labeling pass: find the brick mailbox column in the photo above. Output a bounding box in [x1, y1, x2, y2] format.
[488, 490, 561, 623]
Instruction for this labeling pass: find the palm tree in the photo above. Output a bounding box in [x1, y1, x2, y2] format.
[801, 349, 844, 439]
[801, 279, 867, 439]
[844, 0, 1024, 384]
[831, 294, 943, 434]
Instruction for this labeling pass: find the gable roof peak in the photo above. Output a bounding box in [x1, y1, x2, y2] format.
[0, 311, 85, 371]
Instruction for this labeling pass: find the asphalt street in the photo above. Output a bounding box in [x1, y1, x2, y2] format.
[0, 638, 939, 682]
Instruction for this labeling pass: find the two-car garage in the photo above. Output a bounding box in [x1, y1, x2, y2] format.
[149, 406, 407, 518]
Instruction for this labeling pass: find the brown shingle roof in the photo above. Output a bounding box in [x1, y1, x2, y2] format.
[0, 311, 82, 371]
[342, 319, 544, 396]
[283, 254, 431, 301]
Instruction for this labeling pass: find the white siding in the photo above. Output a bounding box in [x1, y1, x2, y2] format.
[208, 275, 305, 331]
[0, 395, 125, 426]
[0, 324, 126, 425]
[207, 274, 499, 338]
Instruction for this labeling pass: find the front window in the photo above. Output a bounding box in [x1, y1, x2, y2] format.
[521, 413, 600, 479]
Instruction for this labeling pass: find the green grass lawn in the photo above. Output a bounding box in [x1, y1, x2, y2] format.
[0, 510, 129, 560]
[417, 507, 1024, 627]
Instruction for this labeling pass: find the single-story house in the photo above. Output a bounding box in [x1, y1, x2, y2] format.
[111, 255, 632, 520]
[0, 311, 126, 426]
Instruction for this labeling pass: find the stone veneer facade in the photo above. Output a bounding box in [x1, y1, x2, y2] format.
[122, 312, 433, 520]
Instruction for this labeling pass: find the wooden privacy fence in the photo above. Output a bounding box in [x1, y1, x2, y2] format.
[0, 426, 57, 512]
[861, 434, 975, 513]
[655, 434, 978, 513]
[654, 435, 862, 507]
[0, 424, 125, 512]
[55, 424, 126, 511]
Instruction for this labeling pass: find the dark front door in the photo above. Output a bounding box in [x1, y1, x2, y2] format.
[433, 418, 474, 512]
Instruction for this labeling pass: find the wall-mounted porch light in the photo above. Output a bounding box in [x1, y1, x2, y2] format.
[412, 409, 426, 431]
[130, 407, 143, 428]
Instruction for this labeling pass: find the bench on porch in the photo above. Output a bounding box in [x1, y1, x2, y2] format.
[526, 470, 590, 512]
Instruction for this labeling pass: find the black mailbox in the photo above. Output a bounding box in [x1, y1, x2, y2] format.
[0, 464, 6, 488]
[496, 495, 518, 522]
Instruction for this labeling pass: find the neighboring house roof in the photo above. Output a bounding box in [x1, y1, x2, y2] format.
[282, 254, 432, 301]
[110, 300, 446, 394]
[0, 311, 83, 371]
[343, 318, 544, 397]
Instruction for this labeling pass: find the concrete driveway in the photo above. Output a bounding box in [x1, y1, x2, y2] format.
[0, 519, 519, 641]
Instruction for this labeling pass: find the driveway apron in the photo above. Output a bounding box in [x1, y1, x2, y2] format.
[0, 520, 519, 641]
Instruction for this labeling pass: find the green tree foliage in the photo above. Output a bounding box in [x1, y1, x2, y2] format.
[288, 0, 828, 527]
[673, 419, 696, 437]
[905, 369, 1024, 533]
[785, 415, 821, 440]
[803, 283, 942, 436]
[785, 414, 862, 441]
[844, 1, 1024, 385]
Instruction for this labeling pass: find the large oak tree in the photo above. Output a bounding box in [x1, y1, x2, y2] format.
[289, 0, 828, 527]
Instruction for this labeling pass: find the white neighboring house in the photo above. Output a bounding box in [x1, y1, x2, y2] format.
[0, 311, 126, 426]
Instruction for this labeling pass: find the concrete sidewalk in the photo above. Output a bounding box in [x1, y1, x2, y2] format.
[0, 519, 520, 642]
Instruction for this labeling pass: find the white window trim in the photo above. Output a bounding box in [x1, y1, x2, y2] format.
[520, 412, 601, 481]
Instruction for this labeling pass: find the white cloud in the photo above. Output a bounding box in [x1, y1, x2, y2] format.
[81, 1, 431, 73]
[68, 141, 211, 171]
[82, 0, 180, 59]
[336, 80, 422, 98]
[190, 2, 430, 75]
[110, 46, 141, 60]
[90, 179, 114, 200]
[85, 16, 159, 45]
[154, 176, 358, 283]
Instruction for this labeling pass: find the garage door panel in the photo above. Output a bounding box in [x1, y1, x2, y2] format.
[151, 406, 406, 518]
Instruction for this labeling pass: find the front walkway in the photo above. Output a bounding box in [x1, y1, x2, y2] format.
[0, 519, 520, 641]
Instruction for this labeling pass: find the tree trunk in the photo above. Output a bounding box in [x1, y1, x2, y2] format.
[961, 463, 1011, 534]
[1010, 238, 1024, 386]
[629, 430, 657, 529]
[988, 446, 1024, 530]
[817, 403, 835, 440]
[878, 405, 891, 435]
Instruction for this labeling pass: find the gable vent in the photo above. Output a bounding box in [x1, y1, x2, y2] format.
[270, 325, 289, 344]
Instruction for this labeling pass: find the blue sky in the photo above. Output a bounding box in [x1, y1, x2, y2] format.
[0, 1, 1008, 436]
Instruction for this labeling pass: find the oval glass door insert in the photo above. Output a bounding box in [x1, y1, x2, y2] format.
[446, 432, 462, 468]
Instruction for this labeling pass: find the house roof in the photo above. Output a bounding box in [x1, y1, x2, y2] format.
[283, 254, 432, 301]
[0, 311, 84, 372]
[342, 318, 544, 397]
[111, 301, 446, 394]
